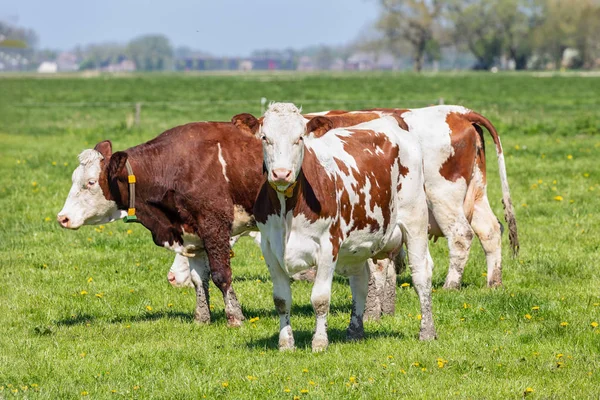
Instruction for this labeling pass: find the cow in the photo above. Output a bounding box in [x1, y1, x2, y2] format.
[56, 122, 264, 327]
[236, 102, 436, 352]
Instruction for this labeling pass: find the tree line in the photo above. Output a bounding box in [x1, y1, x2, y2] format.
[372, 0, 600, 71]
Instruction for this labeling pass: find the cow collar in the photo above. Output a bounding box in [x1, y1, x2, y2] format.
[123, 160, 138, 223]
[269, 180, 297, 198]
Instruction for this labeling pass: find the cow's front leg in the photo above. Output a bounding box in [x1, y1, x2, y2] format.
[203, 231, 244, 327]
[262, 243, 294, 351]
[311, 260, 336, 352]
[347, 262, 369, 341]
[189, 251, 211, 324]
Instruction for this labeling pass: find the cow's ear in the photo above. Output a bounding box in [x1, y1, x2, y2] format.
[306, 116, 333, 138]
[106, 151, 128, 181]
[232, 113, 260, 136]
[94, 140, 113, 160]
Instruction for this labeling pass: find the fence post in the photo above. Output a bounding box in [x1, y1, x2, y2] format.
[260, 97, 267, 114]
[135, 102, 142, 126]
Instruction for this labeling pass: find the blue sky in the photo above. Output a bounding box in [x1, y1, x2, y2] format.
[2, 0, 380, 55]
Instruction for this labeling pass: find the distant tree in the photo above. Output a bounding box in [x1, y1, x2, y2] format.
[313, 46, 335, 70]
[0, 20, 38, 48]
[126, 34, 173, 71]
[534, 0, 600, 69]
[78, 43, 126, 70]
[375, 0, 446, 72]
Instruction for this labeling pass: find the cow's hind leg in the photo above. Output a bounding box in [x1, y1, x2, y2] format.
[433, 204, 474, 290]
[405, 233, 436, 340]
[189, 252, 211, 324]
[364, 259, 385, 321]
[471, 195, 503, 287]
[347, 261, 369, 341]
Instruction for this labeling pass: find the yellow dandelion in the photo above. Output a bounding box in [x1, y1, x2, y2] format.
[348, 376, 356, 383]
[537, 179, 543, 184]
[300, 389, 309, 394]
[387, 355, 393, 359]
[416, 314, 422, 320]
[167, 303, 173, 307]
[583, 173, 590, 178]
[133, 386, 139, 390]
[560, 321, 568, 327]
[209, 305, 215, 311]
[246, 375, 257, 381]
[284, 388, 291, 393]
[80, 290, 88, 295]
[146, 305, 153, 311]
[412, 362, 420, 367]
[594, 303, 599, 307]
[249, 317, 260, 323]
[567, 155, 573, 160]
[530, 183, 538, 189]
[514, 145, 520, 150]
[44, 216, 51, 222]
[524, 387, 534, 395]
[421, 367, 427, 372]
[32, 181, 37, 187]
[221, 382, 228, 388]
[52, 161, 57, 166]
[87, 277, 93, 283]
[400, 369, 406, 374]
[308, 380, 315, 386]
[81, 391, 89, 396]
[521, 202, 528, 207]
[64, 162, 69, 166]
[463, 303, 470, 309]
[125, 325, 131, 329]
[260, 255, 265, 260]
[127, 229, 133, 235]
[95, 293, 103, 298]
[293, 396, 300, 400]
[129, 289, 135, 293]
[532, 306, 540, 311]
[401, 282, 410, 288]
[554, 195, 563, 201]
[591, 322, 598, 328]
[302, 368, 308, 373]
[524, 314, 532, 320]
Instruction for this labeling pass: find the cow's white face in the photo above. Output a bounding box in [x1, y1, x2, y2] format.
[57, 149, 126, 229]
[260, 103, 307, 192]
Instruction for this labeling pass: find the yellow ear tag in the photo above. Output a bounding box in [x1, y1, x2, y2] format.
[128, 175, 136, 184]
[284, 181, 297, 198]
[229, 249, 235, 258]
[127, 208, 136, 216]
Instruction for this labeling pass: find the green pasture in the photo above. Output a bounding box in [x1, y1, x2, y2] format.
[0, 72, 599, 398]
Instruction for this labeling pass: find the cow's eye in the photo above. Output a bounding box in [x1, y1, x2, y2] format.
[261, 135, 267, 141]
[295, 137, 303, 145]
[87, 180, 96, 187]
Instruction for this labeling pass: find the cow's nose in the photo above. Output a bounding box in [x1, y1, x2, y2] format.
[272, 168, 292, 184]
[57, 214, 70, 228]
[167, 271, 176, 284]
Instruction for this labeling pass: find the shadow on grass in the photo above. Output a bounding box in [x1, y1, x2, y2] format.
[55, 310, 195, 327]
[246, 327, 408, 351]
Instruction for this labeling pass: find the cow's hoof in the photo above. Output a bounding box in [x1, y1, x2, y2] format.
[487, 280, 503, 288]
[226, 316, 243, 328]
[442, 280, 461, 290]
[311, 335, 329, 352]
[278, 339, 295, 352]
[194, 311, 211, 324]
[419, 328, 437, 341]
[346, 325, 364, 341]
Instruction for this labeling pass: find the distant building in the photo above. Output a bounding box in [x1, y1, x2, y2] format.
[56, 52, 79, 72]
[176, 56, 295, 71]
[296, 56, 315, 71]
[38, 61, 58, 73]
[102, 59, 136, 72]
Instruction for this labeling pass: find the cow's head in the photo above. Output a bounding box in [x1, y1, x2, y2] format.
[57, 140, 128, 229]
[233, 103, 332, 193]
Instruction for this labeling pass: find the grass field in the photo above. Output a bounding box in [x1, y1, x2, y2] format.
[0, 72, 599, 399]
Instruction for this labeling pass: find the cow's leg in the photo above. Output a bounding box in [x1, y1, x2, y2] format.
[311, 260, 336, 352]
[203, 229, 245, 327]
[167, 254, 194, 288]
[381, 258, 397, 316]
[364, 259, 384, 321]
[471, 195, 503, 287]
[347, 261, 369, 341]
[405, 233, 436, 341]
[188, 251, 211, 324]
[432, 204, 474, 290]
[261, 240, 294, 350]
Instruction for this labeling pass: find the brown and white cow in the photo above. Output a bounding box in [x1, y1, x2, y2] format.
[237, 102, 436, 352]
[57, 122, 264, 326]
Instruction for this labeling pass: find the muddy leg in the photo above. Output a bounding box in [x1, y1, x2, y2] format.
[347, 262, 369, 341]
[189, 252, 211, 324]
[471, 196, 503, 287]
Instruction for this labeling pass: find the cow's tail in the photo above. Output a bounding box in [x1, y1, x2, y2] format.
[465, 111, 519, 256]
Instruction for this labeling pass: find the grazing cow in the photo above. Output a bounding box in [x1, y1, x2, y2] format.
[237, 102, 435, 352]
[57, 122, 264, 326]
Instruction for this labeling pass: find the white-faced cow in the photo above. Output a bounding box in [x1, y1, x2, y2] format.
[237, 102, 435, 352]
[57, 122, 264, 326]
